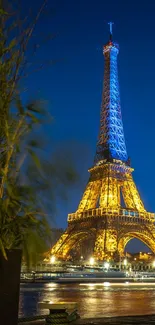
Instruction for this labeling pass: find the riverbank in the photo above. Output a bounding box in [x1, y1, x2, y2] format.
[18, 314, 155, 325]
[20, 277, 155, 284]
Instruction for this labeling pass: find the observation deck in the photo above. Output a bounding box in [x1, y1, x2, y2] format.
[68, 208, 155, 224]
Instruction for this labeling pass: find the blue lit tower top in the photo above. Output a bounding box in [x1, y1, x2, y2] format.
[95, 23, 128, 165]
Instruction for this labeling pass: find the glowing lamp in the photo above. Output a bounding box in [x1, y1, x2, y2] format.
[123, 258, 127, 266]
[89, 257, 95, 265]
[50, 256, 55, 264]
[104, 262, 110, 270]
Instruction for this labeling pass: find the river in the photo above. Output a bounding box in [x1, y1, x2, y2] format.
[19, 282, 155, 318]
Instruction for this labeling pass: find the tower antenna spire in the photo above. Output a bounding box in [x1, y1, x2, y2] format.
[108, 22, 114, 41]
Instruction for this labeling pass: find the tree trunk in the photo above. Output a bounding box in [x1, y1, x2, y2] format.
[0, 249, 22, 325]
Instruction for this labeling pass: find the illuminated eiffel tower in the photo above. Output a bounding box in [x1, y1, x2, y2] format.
[51, 23, 155, 260]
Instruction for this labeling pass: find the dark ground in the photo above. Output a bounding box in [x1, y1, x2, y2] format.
[18, 315, 155, 325]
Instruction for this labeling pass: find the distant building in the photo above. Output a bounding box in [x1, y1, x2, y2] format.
[128, 252, 153, 262]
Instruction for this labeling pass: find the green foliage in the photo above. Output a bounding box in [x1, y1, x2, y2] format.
[0, 1, 79, 268]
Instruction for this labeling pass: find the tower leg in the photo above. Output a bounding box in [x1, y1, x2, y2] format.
[94, 230, 106, 260]
[77, 180, 101, 212]
[51, 231, 70, 259]
[122, 175, 145, 212]
[94, 229, 118, 260]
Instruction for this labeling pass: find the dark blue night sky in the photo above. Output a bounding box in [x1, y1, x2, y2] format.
[25, 0, 155, 252]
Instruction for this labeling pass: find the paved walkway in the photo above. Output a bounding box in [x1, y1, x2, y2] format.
[77, 315, 155, 324]
[18, 314, 155, 325]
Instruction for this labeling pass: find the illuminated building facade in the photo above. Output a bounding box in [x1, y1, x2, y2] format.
[51, 24, 155, 260]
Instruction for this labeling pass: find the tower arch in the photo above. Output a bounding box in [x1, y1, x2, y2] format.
[118, 232, 155, 256]
[51, 229, 96, 259]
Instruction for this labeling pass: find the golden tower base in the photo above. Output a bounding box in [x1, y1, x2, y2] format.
[51, 162, 155, 260]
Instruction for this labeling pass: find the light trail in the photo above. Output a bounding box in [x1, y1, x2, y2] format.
[79, 282, 155, 287]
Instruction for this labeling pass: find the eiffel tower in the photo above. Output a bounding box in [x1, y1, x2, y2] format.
[51, 23, 155, 261]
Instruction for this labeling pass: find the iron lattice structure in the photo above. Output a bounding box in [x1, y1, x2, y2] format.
[51, 27, 155, 261]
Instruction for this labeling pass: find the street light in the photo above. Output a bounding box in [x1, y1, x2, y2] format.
[123, 258, 127, 266]
[152, 260, 155, 268]
[89, 257, 94, 266]
[104, 262, 110, 270]
[50, 256, 55, 264]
